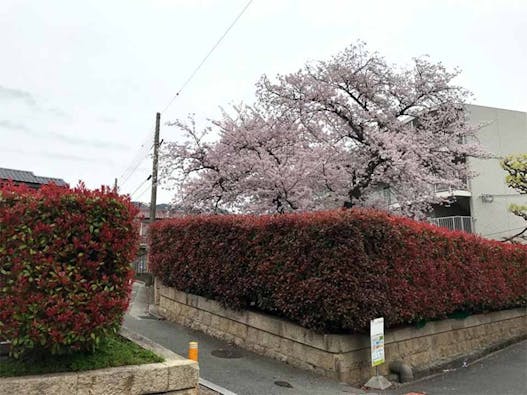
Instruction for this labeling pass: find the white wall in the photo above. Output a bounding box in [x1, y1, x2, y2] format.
[467, 105, 527, 240]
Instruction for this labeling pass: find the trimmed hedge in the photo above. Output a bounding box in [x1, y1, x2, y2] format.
[0, 183, 139, 356]
[149, 209, 527, 333]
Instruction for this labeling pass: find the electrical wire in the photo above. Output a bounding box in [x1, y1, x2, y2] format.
[118, 131, 154, 188]
[135, 183, 152, 200]
[160, 0, 254, 114]
[130, 177, 151, 198]
[131, 178, 155, 201]
[119, 149, 151, 187]
[118, 0, 254, 195]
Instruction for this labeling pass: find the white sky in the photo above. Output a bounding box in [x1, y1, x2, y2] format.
[1, 0, 526, 203]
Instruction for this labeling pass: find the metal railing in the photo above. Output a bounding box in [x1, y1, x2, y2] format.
[433, 178, 469, 193]
[428, 216, 474, 233]
[131, 253, 149, 274]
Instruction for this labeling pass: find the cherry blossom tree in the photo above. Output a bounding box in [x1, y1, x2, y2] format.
[161, 42, 486, 216]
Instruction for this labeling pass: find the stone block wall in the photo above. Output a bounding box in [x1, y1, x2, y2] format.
[0, 327, 199, 395]
[157, 284, 526, 385]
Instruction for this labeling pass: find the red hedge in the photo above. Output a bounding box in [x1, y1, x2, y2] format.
[149, 209, 527, 333]
[0, 183, 139, 356]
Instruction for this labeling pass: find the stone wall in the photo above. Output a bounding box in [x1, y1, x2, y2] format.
[0, 327, 199, 395]
[157, 284, 526, 385]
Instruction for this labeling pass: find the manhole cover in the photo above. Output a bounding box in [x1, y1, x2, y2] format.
[211, 348, 244, 359]
[274, 381, 293, 388]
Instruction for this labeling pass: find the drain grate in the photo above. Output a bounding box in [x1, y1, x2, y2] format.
[274, 381, 293, 388]
[138, 315, 158, 320]
[211, 348, 244, 359]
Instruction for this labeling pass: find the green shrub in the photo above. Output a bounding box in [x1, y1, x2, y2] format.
[0, 183, 139, 357]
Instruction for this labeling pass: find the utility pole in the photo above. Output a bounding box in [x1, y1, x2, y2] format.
[113, 178, 118, 192]
[149, 112, 161, 224]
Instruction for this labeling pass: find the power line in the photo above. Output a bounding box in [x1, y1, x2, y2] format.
[130, 176, 152, 198]
[119, 147, 152, 187]
[135, 184, 151, 200]
[118, 131, 155, 188]
[132, 179, 154, 201]
[118, 0, 254, 194]
[120, 131, 154, 176]
[160, 0, 254, 114]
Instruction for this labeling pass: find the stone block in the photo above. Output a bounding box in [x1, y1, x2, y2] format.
[186, 293, 199, 308]
[76, 366, 139, 394]
[195, 294, 225, 317]
[246, 327, 260, 344]
[129, 363, 170, 394]
[300, 330, 329, 351]
[0, 374, 77, 395]
[166, 360, 199, 391]
[303, 347, 335, 371]
[168, 286, 178, 301]
[221, 308, 248, 324]
[260, 331, 281, 350]
[325, 333, 368, 353]
[291, 341, 308, 360]
[279, 338, 295, 356]
[173, 289, 187, 304]
[228, 321, 248, 339]
[209, 314, 222, 330]
[217, 317, 231, 333]
[247, 311, 282, 334]
[279, 320, 308, 344]
[199, 311, 212, 327]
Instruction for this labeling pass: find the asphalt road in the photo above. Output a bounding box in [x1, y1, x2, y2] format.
[387, 339, 527, 395]
[126, 282, 527, 395]
[125, 282, 362, 395]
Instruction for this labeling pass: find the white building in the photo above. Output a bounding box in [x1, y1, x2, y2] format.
[430, 105, 527, 240]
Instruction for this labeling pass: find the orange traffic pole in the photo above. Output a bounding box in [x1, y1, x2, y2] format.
[188, 341, 198, 361]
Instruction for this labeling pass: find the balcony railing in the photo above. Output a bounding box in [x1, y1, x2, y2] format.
[433, 178, 469, 193]
[428, 216, 474, 233]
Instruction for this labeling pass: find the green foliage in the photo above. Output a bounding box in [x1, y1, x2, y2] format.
[501, 154, 527, 240]
[0, 183, 139, 357]
[502, 154, 527, 194]
[0, 335, 163, 377]
[149, 208, 527, 333]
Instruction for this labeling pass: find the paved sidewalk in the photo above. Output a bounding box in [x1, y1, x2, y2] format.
[385, 339, 527, 395]
[125, 282, 365, 395]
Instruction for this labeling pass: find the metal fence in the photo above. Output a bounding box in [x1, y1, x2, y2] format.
[428, 216, 474, 233]
[131, 253, 149, 274]
[433, 178, 469, 193]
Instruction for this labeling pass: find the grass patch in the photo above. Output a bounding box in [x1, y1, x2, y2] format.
[0, 335, 164, 377]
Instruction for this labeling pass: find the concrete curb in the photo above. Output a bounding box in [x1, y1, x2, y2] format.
[120, 326, 182, 360]
[0, 328, 199, 395]
[123, 327, 237, 395]
[199, 378, 238, 395]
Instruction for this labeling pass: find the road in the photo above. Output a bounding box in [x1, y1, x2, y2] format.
[388, 339, 527, 395]
[126, 282, 527, 395]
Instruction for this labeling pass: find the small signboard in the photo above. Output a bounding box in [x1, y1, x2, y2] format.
[370, 317, 385, 367]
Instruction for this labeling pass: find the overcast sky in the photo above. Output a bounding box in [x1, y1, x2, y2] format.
[1, 0, 526, 203]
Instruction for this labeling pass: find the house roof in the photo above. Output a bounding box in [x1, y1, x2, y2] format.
[0, 167, 67, 186]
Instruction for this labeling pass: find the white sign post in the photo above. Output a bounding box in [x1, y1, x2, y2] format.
[364, 317, 391, 390]
[370, 317, 385, 368]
